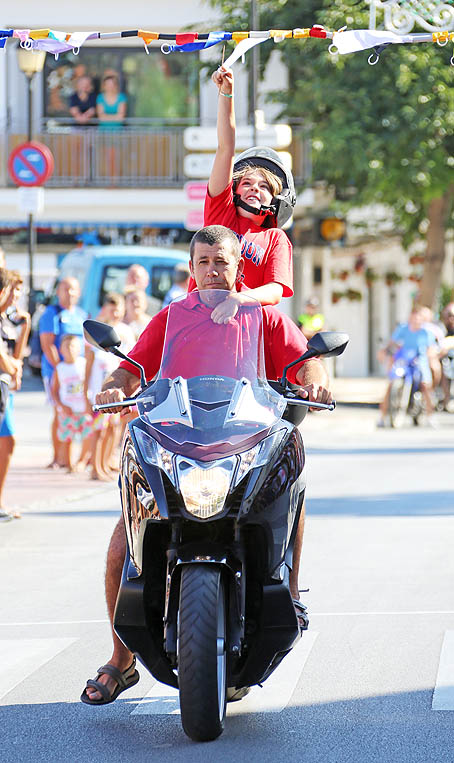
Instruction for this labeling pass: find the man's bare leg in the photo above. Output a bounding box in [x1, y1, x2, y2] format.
[84, 518, 134, 701]
[289, 499, 305, 600]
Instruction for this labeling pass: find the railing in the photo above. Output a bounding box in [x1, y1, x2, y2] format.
[2, 119, 310, 189]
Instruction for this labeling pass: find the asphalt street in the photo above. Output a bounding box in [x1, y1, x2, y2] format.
[1, 380, 454, 762]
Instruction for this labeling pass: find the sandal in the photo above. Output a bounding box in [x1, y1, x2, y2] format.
[293, 600, 309, 633]
[80, 658, 140, 705]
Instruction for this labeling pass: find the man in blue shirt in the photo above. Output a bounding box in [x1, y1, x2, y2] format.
[39, 277, 86, 467]
[377, 305, 437, 427]
[162, 263, 190, 307]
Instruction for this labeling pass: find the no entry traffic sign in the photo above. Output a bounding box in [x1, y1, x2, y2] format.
[8, 141, 54, 187]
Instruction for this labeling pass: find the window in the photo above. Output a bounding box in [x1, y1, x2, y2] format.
[44, 47, 199, 122]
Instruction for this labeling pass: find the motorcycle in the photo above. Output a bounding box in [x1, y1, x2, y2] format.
[388, 346, 424, 428]
[83, 290, 348, 742]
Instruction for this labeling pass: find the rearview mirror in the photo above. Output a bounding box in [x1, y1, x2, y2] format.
[83, 319, 121, 351]
[307, 331, 349, 358]
[83, 319, 147, 390]
[280, 330, 349, 387]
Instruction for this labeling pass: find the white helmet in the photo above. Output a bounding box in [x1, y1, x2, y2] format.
[233, 147, 296, 227]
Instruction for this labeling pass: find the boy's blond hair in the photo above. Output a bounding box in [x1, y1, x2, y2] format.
[232, 166, 283, 198]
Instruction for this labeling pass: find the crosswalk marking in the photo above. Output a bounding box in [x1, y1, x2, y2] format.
[0, 638, 77, 701]
[432, 630, 454, 710]
[131, 631, 318, 716]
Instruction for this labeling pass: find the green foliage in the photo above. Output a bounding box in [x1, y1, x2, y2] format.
[210, 0, 454, 242]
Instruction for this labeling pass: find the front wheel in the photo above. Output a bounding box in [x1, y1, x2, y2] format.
[178, 565, 227, 742]
[389, 378, 412, 428]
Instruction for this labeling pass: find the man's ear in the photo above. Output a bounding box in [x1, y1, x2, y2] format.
[235, 257, 245, 281]
[189, 259, 194, 278]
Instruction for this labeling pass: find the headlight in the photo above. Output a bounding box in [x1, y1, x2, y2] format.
[179, 465, 231, 520]
[134, 428, 175, 485]
[233, 429, 286, 487]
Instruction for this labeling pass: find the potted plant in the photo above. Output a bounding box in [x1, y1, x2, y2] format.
[364, 267, 379, 287]
[345, 289, 362, 301]
[331, 290, 344, 304]
[384, 271, 403, 286]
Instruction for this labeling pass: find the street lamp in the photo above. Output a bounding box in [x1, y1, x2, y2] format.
[250, 0, 259, 146]
[16, 47, 46, 313]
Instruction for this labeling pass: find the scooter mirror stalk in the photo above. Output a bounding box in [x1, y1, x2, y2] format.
[279, 331, 349, 387]
[83, 319, 147, 390]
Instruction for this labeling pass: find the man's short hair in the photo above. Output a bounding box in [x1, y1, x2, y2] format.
[103, 291, 124, 308]
[189, 225, 241, 263]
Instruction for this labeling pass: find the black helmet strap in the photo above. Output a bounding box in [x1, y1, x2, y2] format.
[233, 194, 277, 218]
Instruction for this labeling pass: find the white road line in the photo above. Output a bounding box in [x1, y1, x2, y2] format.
[2, 611, 454, 628]
[0, 620, 109, 627]
[0, 638, 77, 701]
[312, 611, 454, 617]
[131, 631, 318, 716]
[432, 631, 454, 711]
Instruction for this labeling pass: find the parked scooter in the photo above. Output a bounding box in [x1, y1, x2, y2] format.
[84, 292, 348, 742]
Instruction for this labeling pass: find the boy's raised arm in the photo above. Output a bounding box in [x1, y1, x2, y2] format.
[208, 67, 236, 198]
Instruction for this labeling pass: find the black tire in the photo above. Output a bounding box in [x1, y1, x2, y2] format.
[389, 378, 411, 428]
[178, 565, 227, 742]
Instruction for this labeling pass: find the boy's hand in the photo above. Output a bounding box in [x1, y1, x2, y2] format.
[210, 293, 240, 324]
[212, 66, 233, 95]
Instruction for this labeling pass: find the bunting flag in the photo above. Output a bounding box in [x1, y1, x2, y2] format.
[0, 24, 453, 64]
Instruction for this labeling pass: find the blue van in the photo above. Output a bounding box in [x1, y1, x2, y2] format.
[58, 245, 189, 318]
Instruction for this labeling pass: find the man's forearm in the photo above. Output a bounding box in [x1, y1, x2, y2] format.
[296, 359, 329, 389]
[101, 366, 140, 397]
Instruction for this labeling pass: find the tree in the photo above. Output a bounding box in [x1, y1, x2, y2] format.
[209, 0, 454, 307]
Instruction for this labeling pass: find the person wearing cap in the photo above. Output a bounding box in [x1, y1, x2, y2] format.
[298, 297, 325, 340]
[186, 66, 296, 324]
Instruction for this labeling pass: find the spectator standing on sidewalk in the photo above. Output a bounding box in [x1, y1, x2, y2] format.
[84, 293, 135, 479]
[124, 264, 161, 316]
[39, 277, 86, 468]
[123, 287, 153, 340]
[298, 297, 325, 340]
[0, 269, 29, 522]
[51, 335, 92, 473]
[162, 263, 190, 307]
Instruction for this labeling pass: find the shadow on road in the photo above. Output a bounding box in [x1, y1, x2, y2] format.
[0, 687, 451, 763]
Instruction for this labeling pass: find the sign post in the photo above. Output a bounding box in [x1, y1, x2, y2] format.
[8, 141, 54, 312]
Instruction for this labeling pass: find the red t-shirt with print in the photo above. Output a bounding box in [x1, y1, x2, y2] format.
[187, 182, 293, 297]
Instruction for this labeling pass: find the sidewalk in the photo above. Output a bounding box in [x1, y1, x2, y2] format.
[2, 373, 385, 516]
[331, 376, 387, 406]
[2, 374, 118, 516]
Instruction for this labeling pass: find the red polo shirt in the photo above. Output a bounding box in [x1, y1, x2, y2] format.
[119, 293, 310, 384]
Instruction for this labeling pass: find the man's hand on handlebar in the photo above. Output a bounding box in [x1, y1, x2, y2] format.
[95, 387, 131, 415]
[298, 383, 332, 412]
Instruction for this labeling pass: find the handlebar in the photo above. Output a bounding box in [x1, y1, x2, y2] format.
[283, 392, 336, 411]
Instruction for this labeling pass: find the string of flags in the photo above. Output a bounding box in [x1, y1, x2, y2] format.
[0, 25, 453, 66]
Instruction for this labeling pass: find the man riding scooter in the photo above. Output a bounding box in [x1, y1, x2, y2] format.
[81, 224, 332, 705]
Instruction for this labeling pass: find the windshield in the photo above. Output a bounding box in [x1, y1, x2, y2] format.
[135, 289, 285, 460]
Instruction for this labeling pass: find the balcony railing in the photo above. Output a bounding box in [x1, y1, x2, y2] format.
[2, 119, 310, 189]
